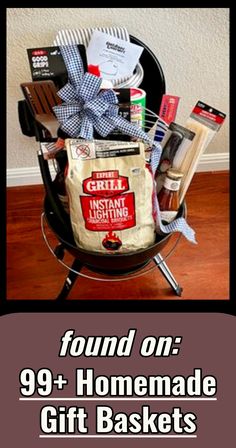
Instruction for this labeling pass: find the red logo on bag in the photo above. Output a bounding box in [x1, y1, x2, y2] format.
[102, 231, 122, 250]
[80, 193, 136, 231]
[83, 170, 129, 197]
[80, 170, 136, 232]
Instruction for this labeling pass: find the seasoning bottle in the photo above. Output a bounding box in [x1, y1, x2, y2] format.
[157, 168, 183, 223]
[53, 150, 69, 214]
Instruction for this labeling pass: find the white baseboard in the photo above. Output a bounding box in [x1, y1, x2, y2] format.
[7, 164, 55, 187]
[7, 152, 229, 187]
[195, 152, 229, 172]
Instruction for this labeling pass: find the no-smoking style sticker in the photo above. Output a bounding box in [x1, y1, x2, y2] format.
[71, 142, 96, 160]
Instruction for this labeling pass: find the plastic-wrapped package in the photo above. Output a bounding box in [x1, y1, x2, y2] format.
[179, 101, 226, 203]
[155, 122, 195, 194]
[65, 139, 156, 253]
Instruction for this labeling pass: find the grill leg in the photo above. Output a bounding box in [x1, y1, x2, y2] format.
[153, 253, 183, 296]
[56, 258, 83, 301]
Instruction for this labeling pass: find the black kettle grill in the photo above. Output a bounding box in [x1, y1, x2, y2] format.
[38, 151, 185, 300]
[19, 34, 185, 299]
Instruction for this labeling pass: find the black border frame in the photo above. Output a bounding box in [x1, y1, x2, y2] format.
[2, 4, 234, 316]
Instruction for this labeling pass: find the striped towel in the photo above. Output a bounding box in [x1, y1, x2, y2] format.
[53, 27, 144, 88]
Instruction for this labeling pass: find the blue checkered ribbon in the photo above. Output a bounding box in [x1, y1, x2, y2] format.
[54, 44, 196, 244]
[53, 45, 156, 142]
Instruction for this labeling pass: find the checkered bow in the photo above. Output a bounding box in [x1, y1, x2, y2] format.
[53, 45, 156, 142]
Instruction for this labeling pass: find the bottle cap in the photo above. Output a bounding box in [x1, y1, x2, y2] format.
[166, 168, 184, 180]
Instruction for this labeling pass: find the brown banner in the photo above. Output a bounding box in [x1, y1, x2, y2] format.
[0, 313, 235, 447]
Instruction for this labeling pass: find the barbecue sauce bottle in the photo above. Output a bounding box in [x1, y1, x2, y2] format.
[157, 168, 183, 223]
[53, 150, 69, 214]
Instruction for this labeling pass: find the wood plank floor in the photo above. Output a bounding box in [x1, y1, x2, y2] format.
[7, 171, 229, 300]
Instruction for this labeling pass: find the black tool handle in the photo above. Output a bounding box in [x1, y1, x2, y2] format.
[37, 151, 72, 236]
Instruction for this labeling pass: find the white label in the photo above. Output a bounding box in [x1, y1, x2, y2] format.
[160, 210, 178, 223]
[70, 142, 96, 160]
[87, 30, 143, 81]
[163, 177, 181, 191]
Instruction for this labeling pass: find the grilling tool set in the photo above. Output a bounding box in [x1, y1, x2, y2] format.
[21, 29, 226, 255]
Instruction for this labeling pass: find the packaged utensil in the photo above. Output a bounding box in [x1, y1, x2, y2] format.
[155, 122, 195, 193]
[179, 101, 226, 203]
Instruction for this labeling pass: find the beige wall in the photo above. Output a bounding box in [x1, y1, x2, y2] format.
[7, 8, 229, 170]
